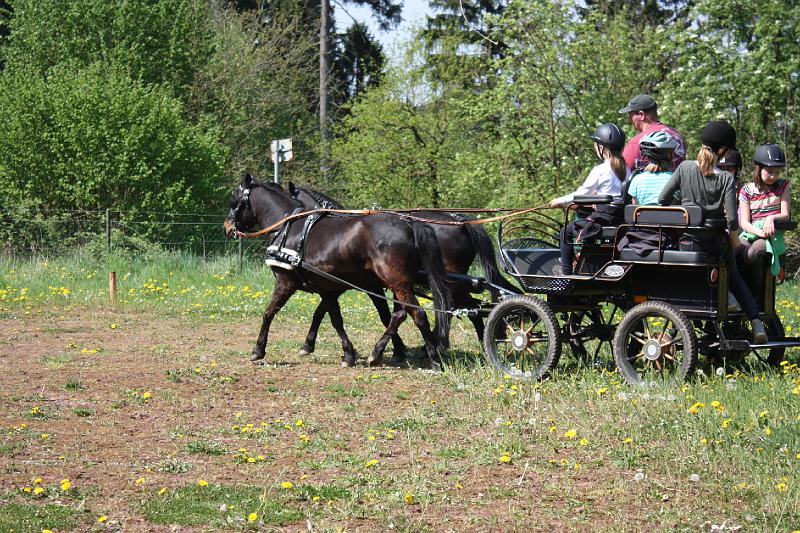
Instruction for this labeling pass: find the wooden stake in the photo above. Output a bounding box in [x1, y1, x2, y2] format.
[109, 272, 117, 305]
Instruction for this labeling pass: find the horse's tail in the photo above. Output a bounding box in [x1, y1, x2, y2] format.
[412, 223, 453, 353]
[464, 223, 521, 300]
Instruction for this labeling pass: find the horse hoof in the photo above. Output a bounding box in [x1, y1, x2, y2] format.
[298, 348, 311, 356]
[341, 360, 354, 368]
[250, 352, 265, 362]
[366, 357, 383, 367]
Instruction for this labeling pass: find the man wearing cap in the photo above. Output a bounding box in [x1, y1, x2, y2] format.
[619, 94, 686, 171]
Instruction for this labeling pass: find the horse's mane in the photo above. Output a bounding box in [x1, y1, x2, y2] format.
[297, 186, 345, 209]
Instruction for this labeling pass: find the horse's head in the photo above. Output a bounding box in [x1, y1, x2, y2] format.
[223, 172, 259, 238]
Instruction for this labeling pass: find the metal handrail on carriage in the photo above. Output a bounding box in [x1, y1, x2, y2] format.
[484, 197, 800, 385]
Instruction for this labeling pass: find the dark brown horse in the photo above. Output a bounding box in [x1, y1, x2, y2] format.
[288, 182, 520, 358]
[223, 173, 453, 369]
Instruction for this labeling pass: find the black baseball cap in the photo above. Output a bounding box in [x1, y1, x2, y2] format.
[619, 94, 657, 113]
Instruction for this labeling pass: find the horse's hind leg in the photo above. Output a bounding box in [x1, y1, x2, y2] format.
[369, 293, 407, 360]
[251, 276, 298, 362]
[368, 306, 407, 367]
[320, 294, 359, 367]
[382, 287, 442, 371]
[299, 302, 327, 356]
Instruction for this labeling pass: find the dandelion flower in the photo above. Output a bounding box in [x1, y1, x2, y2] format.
[579, 438, 589, 446]
[403, 492, 414, 504]
[42, 530, 54, 533]
[564, 429, 577, 439]
[98, 516, 108, 523]
[365, 459, 379, 468]
[40, 433, 49, 440]
[197, 480, 209, 487]
[248, 512, 258, 522]
[764, 427, 772, 436]
[775, 482, 788, 492]
[281, 481, 294, 489]
[33, 487, 44, 495]
[135, 477, 145, 485]
[623, 437, 633, 444]
[158, 487, 167, 495]
[60, 479, 71, 491]
[500, 452, 512, 463]
[142, 392, 152, 400]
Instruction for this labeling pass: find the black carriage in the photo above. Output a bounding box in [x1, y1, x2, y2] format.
[484, 197, 800, 385]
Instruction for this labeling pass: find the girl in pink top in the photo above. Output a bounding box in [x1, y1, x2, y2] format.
[738, 144, 791, 265]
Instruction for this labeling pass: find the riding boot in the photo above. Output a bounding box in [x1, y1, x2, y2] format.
[751, 318, 768, 344]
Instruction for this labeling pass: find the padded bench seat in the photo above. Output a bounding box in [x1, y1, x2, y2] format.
[618, 248, 717, 264]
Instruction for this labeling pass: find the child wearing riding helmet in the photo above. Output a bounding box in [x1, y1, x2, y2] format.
[625, 131, 677, 205]
[717, 149, 743, 193]
[738, 144, 791, 273]
[658, 120, 767, 343]
[552, 122, 630, 275]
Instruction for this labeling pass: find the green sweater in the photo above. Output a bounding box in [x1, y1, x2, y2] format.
[658, 161, 738, 230]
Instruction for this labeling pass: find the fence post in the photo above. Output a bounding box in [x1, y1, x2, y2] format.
[105, 208, 111, 254]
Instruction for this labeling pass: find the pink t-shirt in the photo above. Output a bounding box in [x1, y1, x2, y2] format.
[623, 122, 687, 171]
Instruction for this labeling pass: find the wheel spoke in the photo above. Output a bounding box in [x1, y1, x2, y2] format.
[628, 332, 646, 345]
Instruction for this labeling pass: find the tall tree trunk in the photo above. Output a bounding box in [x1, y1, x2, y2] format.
[319, 0, 331, 178]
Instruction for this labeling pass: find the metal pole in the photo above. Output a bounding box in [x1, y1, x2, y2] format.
[105, 208, 111, 254]
[274, 145, 280, 184]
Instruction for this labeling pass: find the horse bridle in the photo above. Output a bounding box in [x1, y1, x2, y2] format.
[229, 183, 304, 237]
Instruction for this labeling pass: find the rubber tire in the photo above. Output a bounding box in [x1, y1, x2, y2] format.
[613, 301, 698, 386]
[483, 295, 561, 380]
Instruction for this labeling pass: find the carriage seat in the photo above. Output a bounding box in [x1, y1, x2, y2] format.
[503, 248, 561, 277]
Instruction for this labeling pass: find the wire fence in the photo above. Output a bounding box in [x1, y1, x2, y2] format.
[0, 207, 268, 262]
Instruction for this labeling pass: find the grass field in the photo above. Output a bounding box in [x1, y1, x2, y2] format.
[0, 252, 799, 532]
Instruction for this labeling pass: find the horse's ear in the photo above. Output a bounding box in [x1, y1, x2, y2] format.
[241, 172, 253, 186]
[288, 181, 297, 195]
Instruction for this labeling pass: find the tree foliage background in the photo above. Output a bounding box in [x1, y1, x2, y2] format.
[0, 0, 797, 239]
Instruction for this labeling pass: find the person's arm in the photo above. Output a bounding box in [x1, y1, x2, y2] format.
[762, 181, 792, 237]
[550, 166, 600, 207]
[658, 170, 681, 205]
[722, 176, 739, 231]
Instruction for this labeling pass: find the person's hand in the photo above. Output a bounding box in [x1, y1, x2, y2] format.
[762, 216, 776, 238]
[549, 199, 562, 208]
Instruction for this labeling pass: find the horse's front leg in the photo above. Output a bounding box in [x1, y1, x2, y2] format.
[299, 301, 327, 356]
[368, 305, 408, 367]
[320, 294, 359, 367]
[251, 276, 298, 362]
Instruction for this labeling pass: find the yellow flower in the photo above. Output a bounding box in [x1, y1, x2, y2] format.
[281, 481, 294, 489]
[758, 410, 769, 418]
[688, 402, 705, 414]
[775, 482, 788, 492]
[367, 435, 376, 441]
[764, 427, 772, 436]
[42, 530, 54, 533]
[579, 438, 589, 446]
[60, 479, 71, 491]
[295, 419, 304, 427]
[403, 492, 415, 504]
[33, 487, 44, 495]
[158, 487, 167, 495]
[564, 429, 577, 439]
[365, 459, 379, 468]
[197, 480, 209, 487]
[623, 437, 633, 444]
[110, 324, 118, 329]
[248, 512, 258, 522]
[98, 516, 108, 523]
[699, 438, 708, 445]
[549, 425, 556, 433]
[710, 400, 721, 408]
[721, 419, 732, 428]
[500, 452, 511, 463]
[596, 387, 608, 395]
[40, 433, 49, 440]
[34, 478, 42, 484]
[299, 434, 310, 443]
[142, 392, 152, 399]
[135, 477, 145, 485]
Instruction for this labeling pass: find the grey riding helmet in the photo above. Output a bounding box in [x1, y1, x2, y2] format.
[753, 144, 786, 167]
[638, 130, 677, 161]
[590, 123, 626, 151]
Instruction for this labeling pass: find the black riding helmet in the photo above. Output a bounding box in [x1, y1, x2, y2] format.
[717, 149, 742, 170]
[753, 144, 786, 167]
[590, 123, 626, 152]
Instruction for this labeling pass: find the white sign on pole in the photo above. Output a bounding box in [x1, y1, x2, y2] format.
[271, 138, 293, 163]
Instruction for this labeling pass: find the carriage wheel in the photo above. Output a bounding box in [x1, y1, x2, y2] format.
[483, 295, 561, 380]
[613, 301, 697, 386]
[567, 303, 626, 366]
